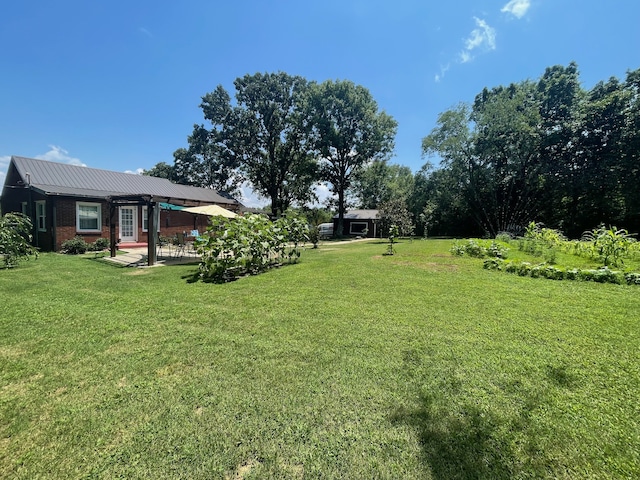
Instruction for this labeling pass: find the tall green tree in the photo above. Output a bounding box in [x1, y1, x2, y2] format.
[470, 82, 543, 235]
[535, 62, 584, 231]
[621, 68, 640, 231]
[199, 73, 317, 216]
[421, 103, 484, 234]
[172, 122, 243, 195]
[142, 161, 175, 181]
[352, 160, 414, 209]
[309, 80, 397, 236]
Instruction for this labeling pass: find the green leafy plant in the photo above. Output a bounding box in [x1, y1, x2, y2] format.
[451, 239, 508, 259]
[88, 238, 110, 251]
[0, 212, 38, 267]
[519, 221, 564, 263]
[196, 214, 308, 282]
[582, 225, 636, 267]
[495, 232, 512, 244]
[61, 236, 89, 254]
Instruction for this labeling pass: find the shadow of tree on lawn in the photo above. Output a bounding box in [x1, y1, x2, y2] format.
[390, 358, 579, 479]
[391, 393, 519, 479]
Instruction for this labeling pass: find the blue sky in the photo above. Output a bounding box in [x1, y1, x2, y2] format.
[1, 0, 639, 206]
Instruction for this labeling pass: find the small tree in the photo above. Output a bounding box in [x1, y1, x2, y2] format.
[0, 213, 38, 268]
[385, 224, 399, 255]
[377, 198, 415, 238]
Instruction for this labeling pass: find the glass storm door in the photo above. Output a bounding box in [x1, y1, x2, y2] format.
[119, 207, 137, 242]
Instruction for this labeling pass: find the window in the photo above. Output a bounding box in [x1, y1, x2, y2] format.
[76, 202, 102, 232]
[349, 222, 368, 235]
[141, 206, 160, 232]
[35, 201, 46, 231]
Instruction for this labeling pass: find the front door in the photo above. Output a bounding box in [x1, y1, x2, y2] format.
[119, 207, 137, 243]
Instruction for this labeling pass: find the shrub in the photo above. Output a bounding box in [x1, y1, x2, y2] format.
[543, 247, 557, 264]
[483, 258, 504, 270]
[517, 262, 532, 276]
[495, 232, 512, 244]
[450, 242, 466, 256]
[625, 272, 640, 285]
[308, 225, 320, 248]
[541, 265, 564, 280]
[61, 236, 89, 254]
[196, 214, 309, 282]
[88, 238, 110, 251]
[488, 241, 509, 259]
[451, 239, 509, 259]
[0, 212, 38, 267]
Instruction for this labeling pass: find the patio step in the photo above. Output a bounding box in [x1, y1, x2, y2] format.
[119, 242, 148, 249]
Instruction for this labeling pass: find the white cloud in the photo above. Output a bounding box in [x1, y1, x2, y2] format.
[435, 63, 451, 83]
[237, 182, 334, 210]
[460, 17, 496, 63]
[238, 182, 268, 209]
[311, 183, 333, 207]
[501, 0, 531, 19]
[436, 16, 497, 81]
[0, 147, 85, 184]
[35, 145, 86, 167]
[139, 27, 153, 38]
[124, 168, 144, 175]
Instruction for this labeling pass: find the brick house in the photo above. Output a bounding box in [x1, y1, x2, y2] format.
[1, 156, 241, 255]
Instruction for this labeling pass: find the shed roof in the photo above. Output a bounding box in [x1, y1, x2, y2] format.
[334, 209, 379, 220]
[4, 156, 238, 206]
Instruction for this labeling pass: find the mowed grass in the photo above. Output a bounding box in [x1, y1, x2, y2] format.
[1, 240, 638, 479]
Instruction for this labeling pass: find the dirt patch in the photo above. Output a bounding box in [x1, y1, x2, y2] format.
[226, 459, 262, 480]
[123, 269, 152, 275]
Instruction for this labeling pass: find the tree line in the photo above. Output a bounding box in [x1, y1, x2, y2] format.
[417, 62, 640, 238]
[144, 73, 396, 237]
[147, 63, 640, 239]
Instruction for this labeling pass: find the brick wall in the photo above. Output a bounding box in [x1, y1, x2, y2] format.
[54, 199, 113, 250]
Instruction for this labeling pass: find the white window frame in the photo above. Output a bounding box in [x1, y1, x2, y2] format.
[76, 202, 102, 233]
[349, 221, 368, 235]
[35, 201, 46, 232]
[141, 206, 161, 232]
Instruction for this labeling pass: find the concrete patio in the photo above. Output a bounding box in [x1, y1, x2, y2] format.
[101, 246, 200, 268]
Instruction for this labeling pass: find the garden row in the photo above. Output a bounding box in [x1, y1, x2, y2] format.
[452, 222, 640, 286]
[483, 258, 640, 285]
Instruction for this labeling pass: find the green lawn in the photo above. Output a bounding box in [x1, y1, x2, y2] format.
[1, 240, 638, 479]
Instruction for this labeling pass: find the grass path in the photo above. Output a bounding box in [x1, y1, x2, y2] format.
[1, 240, 638, 478]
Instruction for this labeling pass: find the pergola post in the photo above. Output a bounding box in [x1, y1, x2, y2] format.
[147, 201, 156, 266]
[109, 203, 117, 258]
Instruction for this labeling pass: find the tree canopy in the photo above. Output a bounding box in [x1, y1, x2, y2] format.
[308, 79, 397, 235]
[420, 63, 640, 238]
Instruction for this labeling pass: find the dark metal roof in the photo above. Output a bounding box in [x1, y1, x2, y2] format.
[7, 156, 238, 206]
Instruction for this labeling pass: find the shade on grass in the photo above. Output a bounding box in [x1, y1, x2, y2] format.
[1, 240, 638, 478]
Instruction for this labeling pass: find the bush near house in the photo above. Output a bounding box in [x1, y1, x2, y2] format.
[0, 212, 38, 267]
